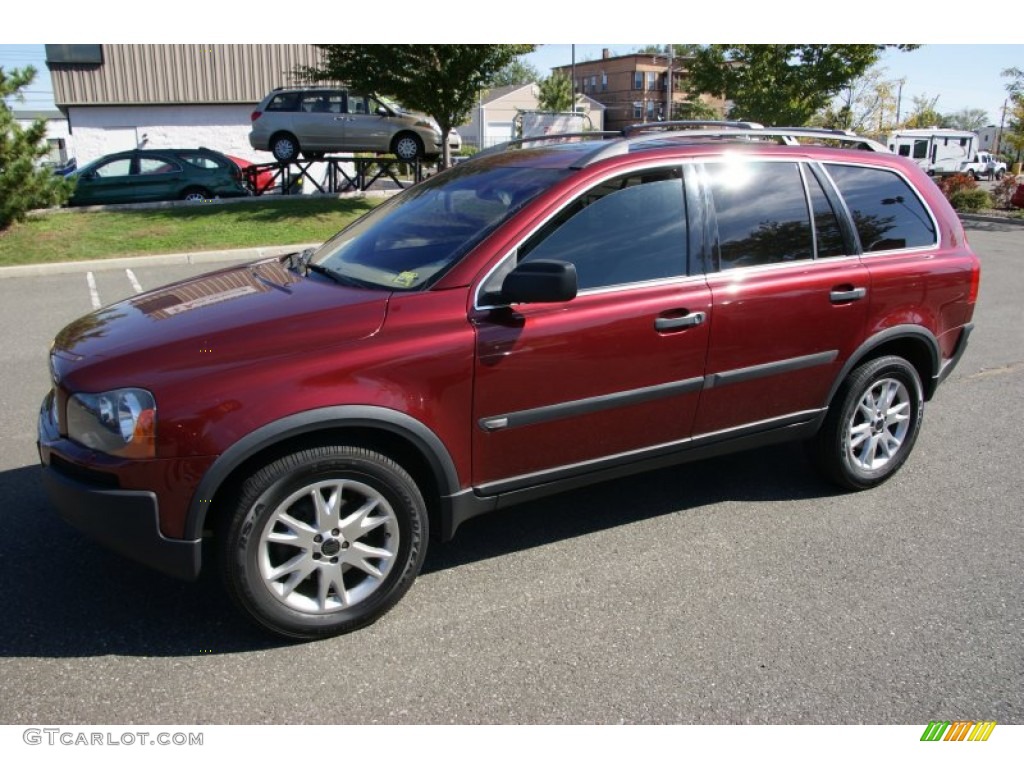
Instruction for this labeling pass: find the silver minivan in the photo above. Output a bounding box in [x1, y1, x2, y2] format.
[249, 87, 460, 162]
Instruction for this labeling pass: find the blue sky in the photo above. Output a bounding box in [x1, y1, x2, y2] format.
[3, 37, 1021, 129]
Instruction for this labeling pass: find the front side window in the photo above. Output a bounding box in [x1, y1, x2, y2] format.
[92, 158, 132, 178]
[707, 161, 813, 269]
[826, 164, 936, 252]
[486, 168, 687, 294]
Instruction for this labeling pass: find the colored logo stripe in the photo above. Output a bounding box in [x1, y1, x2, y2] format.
[920, 720, 996, 741]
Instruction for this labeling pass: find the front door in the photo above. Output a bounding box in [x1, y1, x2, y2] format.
[471, 167, 711, 491]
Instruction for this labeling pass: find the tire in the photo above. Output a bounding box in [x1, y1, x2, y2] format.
[181, 187, 212, 202]
[220, 446, 428, 640]
[271, 133, 300, 163]
[392, 133, 424, 162]
[811, 356, 924, 491]
[995, 169, 1005, 180]
[966, 169, 977, 180]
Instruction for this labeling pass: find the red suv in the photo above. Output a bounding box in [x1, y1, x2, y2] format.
[38, 126, 980, 640]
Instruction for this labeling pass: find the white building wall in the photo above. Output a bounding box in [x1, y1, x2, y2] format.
[16, 115, 73, 162]
[68, 104, 266, 166]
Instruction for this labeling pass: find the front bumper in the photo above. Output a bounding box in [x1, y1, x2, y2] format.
[38, 392, 201, 581]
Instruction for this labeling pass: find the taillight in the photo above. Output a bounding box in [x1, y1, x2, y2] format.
[968, 261, 981, 305]
[250, 110, 262, 122]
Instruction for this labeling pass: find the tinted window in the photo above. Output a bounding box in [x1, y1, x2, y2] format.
[826, 164, 936, 252]
[179, 153, 227, 170]
[708, 161, 812, 269]
[266, 92, 300, 111]
[515, 169, 687, 291]
[138, 157, 180, 175]
[93, 158, 132, 178]
[316, 164, 568, 290]
[807, 170, 847, 258]
[913, 140, 928, 159]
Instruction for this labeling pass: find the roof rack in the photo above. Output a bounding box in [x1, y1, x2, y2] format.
[473, 121, 889, 167]
[569, 125, 890, 168]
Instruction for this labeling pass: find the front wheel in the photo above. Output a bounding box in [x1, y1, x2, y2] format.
[392, 133, 424, 162]
[811, 356, 923, 490]
[220, 446, 428, 640]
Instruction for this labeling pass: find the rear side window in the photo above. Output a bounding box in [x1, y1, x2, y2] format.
[707, 161, 812, 269]
[826, 164, 936, 252]
[179, 153, 227, 170]
[266, 92, 300, 111]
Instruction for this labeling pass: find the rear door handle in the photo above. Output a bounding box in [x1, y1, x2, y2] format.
[829, 287, 867, 303]
[655, 311, 706, 331]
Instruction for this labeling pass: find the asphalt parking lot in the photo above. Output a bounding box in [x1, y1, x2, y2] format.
[0, 221, 1021, 724]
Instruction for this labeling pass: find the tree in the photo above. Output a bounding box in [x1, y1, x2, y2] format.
[1001, 68, 1024, 162]
[903, 94, 944, 129]
[944, 108, 989, 132]
[301, 45, 535, 168]
[813, 67, 902, 135]
[487, 57, 540, 89]
[1, 66, 70, 230]
[686, 45, 917, 126]
[537, 72, 574, 112]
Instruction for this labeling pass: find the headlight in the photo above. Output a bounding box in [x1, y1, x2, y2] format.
[66, 388, 157, 458]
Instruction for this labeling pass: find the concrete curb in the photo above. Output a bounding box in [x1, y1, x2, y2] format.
[959, 213, 1024, 227]
[0, 243, 321, 279]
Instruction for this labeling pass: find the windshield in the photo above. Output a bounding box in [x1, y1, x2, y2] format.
[312, 162, 569, 290]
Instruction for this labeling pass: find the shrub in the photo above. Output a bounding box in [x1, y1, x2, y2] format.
[992, 175, 1019, 209]
[947, 187, 992, 212]
[936, 173, 977, 199]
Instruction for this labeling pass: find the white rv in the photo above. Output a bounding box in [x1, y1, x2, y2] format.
[886, 129, 979, 176]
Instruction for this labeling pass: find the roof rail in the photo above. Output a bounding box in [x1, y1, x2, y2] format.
[471, 124, 889, 167]
[475, 131, 621, 158]
[569, 126, 890, 168]
[621, 120, 765, 135]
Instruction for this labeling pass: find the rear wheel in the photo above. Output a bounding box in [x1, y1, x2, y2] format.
[271, 133, 300, 163]
[181, 187, 212, 202]
[811, 356, 923, 490]
[220, 446, 428, 640]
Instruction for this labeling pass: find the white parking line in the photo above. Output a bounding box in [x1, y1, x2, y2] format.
[125, 269, 144, 294]
[86, 272, 101, 309]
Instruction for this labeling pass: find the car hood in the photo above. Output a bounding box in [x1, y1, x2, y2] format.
[51, 257, 390, 392]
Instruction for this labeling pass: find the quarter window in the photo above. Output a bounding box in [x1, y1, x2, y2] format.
[509, 169, 687, 292]
[826, 164, 936, 252]
[707, 161, 813, 269]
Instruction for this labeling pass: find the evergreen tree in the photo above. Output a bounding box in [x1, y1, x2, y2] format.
[1, 66, 70, 230]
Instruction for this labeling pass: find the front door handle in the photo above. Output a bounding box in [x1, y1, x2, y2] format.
[655, 311, 706, 331]
[830, 287, 867, 303]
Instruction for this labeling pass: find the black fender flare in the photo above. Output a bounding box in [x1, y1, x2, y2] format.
[825, 325, 940, 406]
[183, 406, 461, 541]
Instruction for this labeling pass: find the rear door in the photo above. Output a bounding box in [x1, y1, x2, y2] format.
[693, 159, 870, 437]
[470, 166, 711, 491]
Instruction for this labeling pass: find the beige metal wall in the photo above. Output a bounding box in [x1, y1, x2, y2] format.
[50, 44, 325, 106]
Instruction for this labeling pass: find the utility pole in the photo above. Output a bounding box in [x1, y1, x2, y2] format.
[665, 44, 673, 121]
[571, 45, 576, 114]
[996, 99, 1007, 155]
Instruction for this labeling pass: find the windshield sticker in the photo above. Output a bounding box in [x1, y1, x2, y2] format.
[393, 271, 418, 287]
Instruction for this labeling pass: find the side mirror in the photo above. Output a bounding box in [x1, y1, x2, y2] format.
[500, 260, 578, 304]
[376, 106, 389, 117]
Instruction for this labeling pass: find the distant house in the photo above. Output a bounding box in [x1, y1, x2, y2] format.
[553, 49, 725, 132]
[45, 44, 323, 165]
[459, 83, 606, 149]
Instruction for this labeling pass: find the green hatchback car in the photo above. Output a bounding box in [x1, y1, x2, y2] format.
[69, 148, 250, 206]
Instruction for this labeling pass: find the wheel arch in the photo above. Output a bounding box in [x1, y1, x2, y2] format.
[185, 406, 461, 545]
[826, 326, 940, 406]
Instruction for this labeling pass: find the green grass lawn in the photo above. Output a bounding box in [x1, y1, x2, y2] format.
[0, 196, 383, 267]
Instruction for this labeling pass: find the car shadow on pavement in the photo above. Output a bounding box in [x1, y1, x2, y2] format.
[422, 442, 841, 575]
[0, 444, 839, 658]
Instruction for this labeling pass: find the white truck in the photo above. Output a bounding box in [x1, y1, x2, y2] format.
[886, 129, 979, 176]
[518, 111, 591, 139]
[960, 150, 1007, 180]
